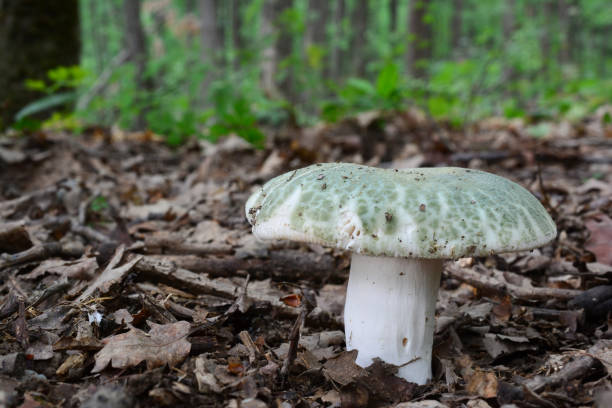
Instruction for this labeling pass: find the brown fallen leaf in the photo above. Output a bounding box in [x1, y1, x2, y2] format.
[77, 245, 142, 302]
[465, 370, 498, 399]
[92, 321, 191, 373]
[22, 257, 98, 281]
[585, 214, 612, 265]
[323, 350, 366, 386]
[56, 353, 87, 376]
[457, 355, 498, 398]
[53, 336, 104, 352]
[280, 293, 302, 308]
[589, 339, 612, 375]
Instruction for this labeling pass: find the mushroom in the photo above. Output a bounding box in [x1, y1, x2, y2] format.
[245, 163, 556, 384]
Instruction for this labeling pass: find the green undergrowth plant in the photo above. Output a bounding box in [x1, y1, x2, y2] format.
[321, 61, 406, 122]
[14, 65, 87, 131]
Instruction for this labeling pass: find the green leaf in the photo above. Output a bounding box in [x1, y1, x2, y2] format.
[14, 92, 77, 121]
[427, 96, 450, 117]
[376, 62, 401, 100]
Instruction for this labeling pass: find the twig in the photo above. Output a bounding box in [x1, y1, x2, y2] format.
[239, 330, 259, 365]
[280, 287, 317, 380]
[142, 249, 336, 282]
[524, 354, 597, 393]
[15, 299, 29, 350]
[30, 280, 72, 308]
[280, 306, 309, 379]
[0, 186, 57, 219]
[522, 385, 558, 408]
[445, 262, 581, 300]
[77, 49, 131, 110]
[71, 221, 112, 244]
[143, 236, 233, 255]
[0, 242, 62, 270]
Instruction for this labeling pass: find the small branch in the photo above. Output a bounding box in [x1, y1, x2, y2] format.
[143, 249, 337, 282]
[524, 355, 597, 393]
[281, 287, 316, 379]
[143, 236, 233, 256]
[0, 242, 62, 270]
[239, 330, 259, 365]
[30, 280, 72, 308]
[77, 49, 131, 110]
[280, 306, 308, 379]
[135, 257, 299, 317]
[445, 262, 581, 301]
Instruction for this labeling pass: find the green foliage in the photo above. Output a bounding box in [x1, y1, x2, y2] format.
[15, 93, 77, 122]
[90, 195, 109, 213]
[8, 0, 611, 142]
[207, 81, 266, 148]
[321, 61, 406, 122]
[14, 66, 87, 131]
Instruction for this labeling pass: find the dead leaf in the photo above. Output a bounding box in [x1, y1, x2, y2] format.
[194, 355, 222, 393]
[56, 353, 86, 376]
[280, 293, 302, 308]
[323, 350, 366, 386]
[92, 321, 191, 373]
[113, 309, 134, 325]
[589, 340, 612, 375]
[77, 245, 141, 302]
[22, 257, 98, 280]
[585, 214, 612, 265]
[25, 342, 54, 361]
[483, 333, 535, 359]
[361, 359, 417, 402]
[395, 401, 448, 408]
[227, 356, 244, 376]
[491, 297, 512, 321]
[465, 370, 498, 398]
[457, 355, 498, 398]
[53, 336, 103, 351]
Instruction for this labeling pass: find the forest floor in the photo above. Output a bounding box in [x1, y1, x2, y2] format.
[0, 109, 611, 408]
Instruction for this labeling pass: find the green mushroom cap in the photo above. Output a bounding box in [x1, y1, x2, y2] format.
[245, 163, 557, 259]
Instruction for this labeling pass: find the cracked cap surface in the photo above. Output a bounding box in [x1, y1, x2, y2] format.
[245, 163, 557, 259]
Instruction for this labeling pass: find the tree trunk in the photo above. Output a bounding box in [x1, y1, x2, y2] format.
[307, 0, 329, 46]
[502, 0, 516, 85]
[198, 0, 221, 99]
[0, 0, 80, 129]
[406, 0, 432, 78]
[260, 0, 292, 100]
[349, 1, 368, 77]
[389, 0, 398, 34]
[329, 0, 345, 81]
[451, 0, 463, 54]
[540, 1, 554, 75]
[122, 0, 149, 130]
[557, 0, 570, 65]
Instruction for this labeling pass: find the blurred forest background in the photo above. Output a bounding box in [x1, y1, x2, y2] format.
[1, 0, 611, 145]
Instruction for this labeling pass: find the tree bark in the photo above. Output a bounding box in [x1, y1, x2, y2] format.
[451, 0, 463, 54]
[557, 0, 570, 65]
[502, 0, 516, 86]
[406, 0, 432, 78]
[122, 0, 149, 130]
[329, 0, 345, 81]
[260, 0, 292, 100]
[389, 0, 398, 34]
[198, 0, 221, 98]
[0, 0, 80, 129]
[307, 0, 330, 47]
[349, 1, 368, 77]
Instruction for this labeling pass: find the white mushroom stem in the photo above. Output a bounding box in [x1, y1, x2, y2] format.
[344, 254, 443, 385]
